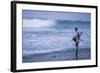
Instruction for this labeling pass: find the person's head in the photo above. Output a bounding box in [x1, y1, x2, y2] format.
[75, 27, 78, 32]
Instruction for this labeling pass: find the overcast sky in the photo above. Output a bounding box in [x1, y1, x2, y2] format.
[22, 10, 91, 21]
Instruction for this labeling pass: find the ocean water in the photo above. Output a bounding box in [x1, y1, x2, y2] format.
[22, 20, 91, 61]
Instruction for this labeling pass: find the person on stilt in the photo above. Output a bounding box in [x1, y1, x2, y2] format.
[73, 27, 82, 60]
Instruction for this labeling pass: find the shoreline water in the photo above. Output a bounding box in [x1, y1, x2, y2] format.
[23, 48, 91, 63]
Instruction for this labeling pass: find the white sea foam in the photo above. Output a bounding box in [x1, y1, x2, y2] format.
[22, 20, 90, 55]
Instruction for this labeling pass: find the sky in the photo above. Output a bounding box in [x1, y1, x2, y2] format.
[22, 10, 91, 21]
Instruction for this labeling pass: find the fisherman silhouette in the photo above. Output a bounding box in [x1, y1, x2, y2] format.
[73, 27, 82, 60]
